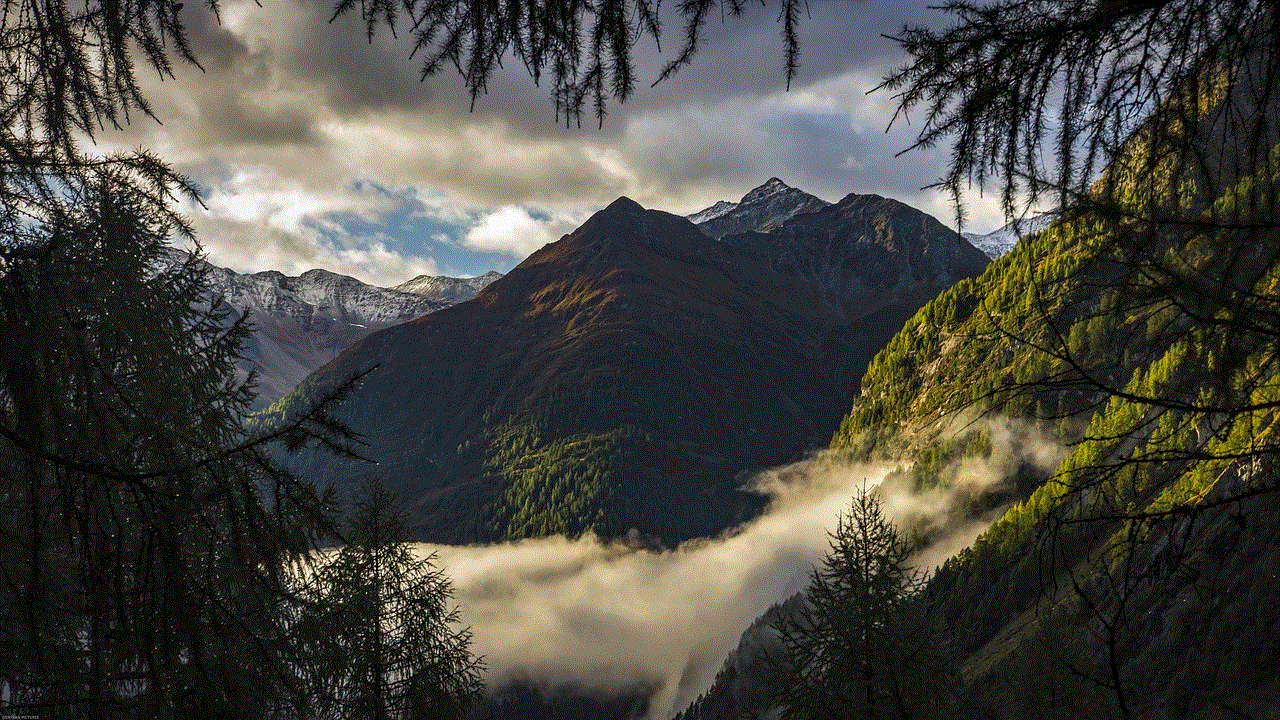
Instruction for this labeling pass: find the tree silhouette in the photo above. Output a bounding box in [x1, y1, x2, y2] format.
[0, 176, 372, 718]
[772, 486, 951, 720]
[881, 1, 1280, 716]
[877, 0, 1280, 560]
[0, 0, 208, 250]
[329, 0, 805, 125]
[881, 0, 1279, 226]
[294, 477, 484, 720]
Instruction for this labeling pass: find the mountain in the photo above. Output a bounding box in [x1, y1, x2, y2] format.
[393, 270, 503, 302]
[685, 200, 737, 225]
[961, 210, 1058, 259]
[676, 59, 1280, 720]
[279, 184, 988, 545]
[688, 177, 830, 239]
[718, 193, 989, 319]
[173, 252, 502, 407]
[678, 206, 1280, 720]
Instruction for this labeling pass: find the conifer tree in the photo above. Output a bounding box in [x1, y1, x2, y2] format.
[880, 2, 1280, 715]
[0, 176, 352, 718]
[294, 477, 484, 720]
[772, 486, 951, 720]
[880, 0, 1280, 510]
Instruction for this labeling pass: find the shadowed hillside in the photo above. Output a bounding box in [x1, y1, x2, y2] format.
[277, 189, 988, 544]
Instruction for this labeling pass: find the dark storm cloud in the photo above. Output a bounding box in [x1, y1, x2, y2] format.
[625, 0, 903, 104]
[179, 1, 251, 70]
[178, 0, 938, 140]
[198, 93, 320, 147]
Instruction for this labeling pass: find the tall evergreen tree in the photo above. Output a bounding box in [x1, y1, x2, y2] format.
[0, 0, 205, 249]
[880, 1, 1280, 714]
[0, 176, 372, 718]
[294, 477, 484, 720]
[773, 487, 951, 720]
[879, 0, 1280, 505]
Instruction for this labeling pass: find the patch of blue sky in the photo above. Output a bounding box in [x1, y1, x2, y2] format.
[316, 180, 516, 279]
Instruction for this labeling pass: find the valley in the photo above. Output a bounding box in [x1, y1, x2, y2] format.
[4, 2, 1277, 718]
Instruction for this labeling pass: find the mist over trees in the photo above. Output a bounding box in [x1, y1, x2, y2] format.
[674, 0, 1279, 716]
[772, 487, 952, 720]
[293, 478, 484, 720]
[2, 0, 1277, 718]
[866, 0, 1280, 715]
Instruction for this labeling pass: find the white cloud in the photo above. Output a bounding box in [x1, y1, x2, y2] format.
[89, 0, 1021, 277]
[186, 210, 440, 288]
[462, 205, 579, 258]
[177, 170, 444, 287]
[328, 240, 440, 286]
[427, 459, 893, 719]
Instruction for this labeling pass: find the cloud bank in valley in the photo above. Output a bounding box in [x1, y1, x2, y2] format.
[420, 417, 1065, 719]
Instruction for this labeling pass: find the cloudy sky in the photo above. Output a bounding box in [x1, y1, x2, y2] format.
[98, 0, 1010, 287]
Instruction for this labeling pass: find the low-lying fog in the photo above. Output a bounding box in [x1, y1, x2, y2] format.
[418, 418, 1062, 719]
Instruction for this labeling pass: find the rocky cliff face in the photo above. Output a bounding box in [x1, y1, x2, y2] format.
[168, 250, 501, 407]
[719, 191, 991, 321]
[206, 264, 447, 406]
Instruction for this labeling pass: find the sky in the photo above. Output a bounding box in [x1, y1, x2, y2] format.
[97, 0, 1013, 287]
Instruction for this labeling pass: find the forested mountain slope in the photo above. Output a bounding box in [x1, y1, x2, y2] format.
[275, 190, 988, 544]
[678, 50, 1280, 720]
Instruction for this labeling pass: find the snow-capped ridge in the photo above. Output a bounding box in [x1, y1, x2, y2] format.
[156, 248, 501, 408]
[686, 200, 737, 225]
[739, 177, 794, 205]
[962, 210, 1059, 259]
[688, 178, 830, 239]
[393, 270, 502, 303]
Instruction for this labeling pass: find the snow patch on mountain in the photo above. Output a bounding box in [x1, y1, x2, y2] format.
[688, 178, 831, 239]
[686, 200, 738, 225]
[394, 270, 502, 303]
[962, 211, 1058, 259]
[162, 249, 501, 408]
[204, 265, 446, 328]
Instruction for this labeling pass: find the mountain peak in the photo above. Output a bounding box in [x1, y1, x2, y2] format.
[298, 267, 353, 283]
[392, 270, 504, 303]
[286, 181, 990, 546]
[690, 179, 830, 239]
[603, 196, 645, 215]
[740, 177, 795, 205]
[571, 196, 650, 239]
